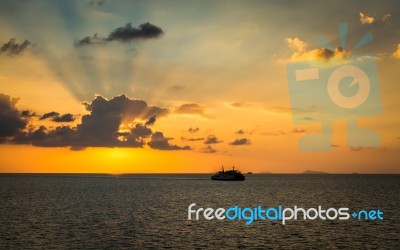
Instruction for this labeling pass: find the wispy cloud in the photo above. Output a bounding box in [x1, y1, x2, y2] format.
[359, 12, 375, 25]
[181, 137, 204, 142]
[0, 38, 32, 56]
[200, 145, 217, 153]
[174, 103, 213, 119]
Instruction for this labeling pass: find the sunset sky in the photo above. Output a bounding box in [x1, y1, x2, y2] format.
[1, 0, 399, 173]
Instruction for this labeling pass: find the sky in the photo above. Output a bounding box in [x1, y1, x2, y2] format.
[0, 0, 399, 173]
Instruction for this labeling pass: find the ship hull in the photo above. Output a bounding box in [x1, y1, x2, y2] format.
[211, 175, 245, 181]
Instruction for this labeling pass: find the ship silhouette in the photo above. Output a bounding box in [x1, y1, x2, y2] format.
[211, 165, 245, 181]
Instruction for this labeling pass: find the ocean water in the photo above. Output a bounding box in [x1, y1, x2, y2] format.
[1, 174, 399, 249]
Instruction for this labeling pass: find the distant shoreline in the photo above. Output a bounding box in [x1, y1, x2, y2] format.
[0, 173, 399, 175]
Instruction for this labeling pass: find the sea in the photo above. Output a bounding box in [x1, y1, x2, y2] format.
[1, 174, 399, 249]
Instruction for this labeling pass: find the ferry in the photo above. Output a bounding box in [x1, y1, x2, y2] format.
[211, 166, 245, 181]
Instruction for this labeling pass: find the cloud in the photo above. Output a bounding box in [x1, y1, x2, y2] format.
[382, 14, 391, 22]
[0, 38, 32, 56]
[107, 22, 163, 42]
[174, 103, 212, 118]
[145, 115, 157, 126]
[148, 132, 191, 150]
[285, 37, 307, 53]
[53, 114, 75, 122]
[10, 95, 172, 150]
[285, 37, 350, 62]
[230, 102, 256, 108]
[181, 137, 204, 142]
[291, 128, 306, 134]
[40, 112, 59, 120]
[40, 112, 75, 122]
[393, 44, 400, 59]
[76, 22, 164, 46]
[82, 95, 168, 121]
[262, 131, 285, 136]
[188, 127, 199, 133]
[262, 128, 306, 136]
[359, 12, 375, 25]
[200, 145, 217, 154]
[129, 124, 152, 139]
[235, 126, 259, 135]
[229, 138, 251, 146]
[0, 94, 27, 139]
[204, 135, 222, 144]
[20, 110, 36, 118]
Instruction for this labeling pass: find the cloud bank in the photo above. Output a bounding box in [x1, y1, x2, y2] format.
[2, 94, 190, 151]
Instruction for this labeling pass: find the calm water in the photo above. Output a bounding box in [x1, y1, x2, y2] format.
[1, 174, 399, 249]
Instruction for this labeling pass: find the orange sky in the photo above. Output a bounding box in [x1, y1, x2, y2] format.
[0, 1, 399, 173]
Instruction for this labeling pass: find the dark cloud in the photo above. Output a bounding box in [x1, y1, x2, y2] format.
[0, 94, 27, 139]
[148, 132, 191, 150]
[0, 38, 32, 56]
[76, 33, 105, 46]
[145, 115, 156, 126]
[200, 145, 217, 154]
[11, 95, 170, 150]
[13, 125, 78, 148]
[175, 103, 212, 118]
[181, 137, 204, 142]
[82, 95, 168, 121]
[229, 138, 251, 146]
[130, 124, 152, 139]
[107, 22, 163, 42]
[1, 94, 194, 151]
[76, 22, 164, 46]
[53, 113, 75, 122]
[204, 135, 222, 144]
[20, 110, 36, 117]
[188, 127, 199, 133]
[40, 112, 75, 122]
[40, 112, 59, 120]
[236, 129, 245, 134]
